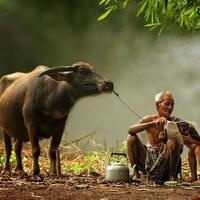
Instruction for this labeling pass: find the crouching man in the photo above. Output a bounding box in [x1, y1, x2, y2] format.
[178, 122, 200, 182]
[127, 91, 182, 183]
[187, 143, 200, 182]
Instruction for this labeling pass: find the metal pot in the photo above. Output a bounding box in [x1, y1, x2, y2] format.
[105, 152, 134, 182]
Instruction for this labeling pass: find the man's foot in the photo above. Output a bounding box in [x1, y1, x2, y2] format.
[169, 176, 177, 181]
[134, 172, 140, 179]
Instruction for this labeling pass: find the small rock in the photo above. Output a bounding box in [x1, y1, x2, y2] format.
[75, 184, 89, 189]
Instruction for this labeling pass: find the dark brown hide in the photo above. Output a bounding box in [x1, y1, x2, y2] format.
[0, 62, 113, 175]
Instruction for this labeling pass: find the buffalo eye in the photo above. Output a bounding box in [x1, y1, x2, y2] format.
[78, 68, 90, 75]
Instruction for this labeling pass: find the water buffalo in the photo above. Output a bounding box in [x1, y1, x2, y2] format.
[0, 62, 113, 176]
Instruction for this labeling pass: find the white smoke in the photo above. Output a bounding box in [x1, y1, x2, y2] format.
[64, 29, 200, 147]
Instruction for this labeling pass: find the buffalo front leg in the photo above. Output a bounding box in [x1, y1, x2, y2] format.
[14, 139, 24, 174]
[49, 133, 63, 176]
[3, 131, 12, 174]
[28, 125, 40, 175]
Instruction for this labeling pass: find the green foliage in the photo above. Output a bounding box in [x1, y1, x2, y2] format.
[63, 141, 128, 174]
[0, 151, 16, 167]
[63, 151, 110, 174]
[10, 151, 17, 166]
[0, 154, 4, 165]
[118, 140, 127, 152]
[137, 0, 163, 34]
[172, 0, 200, 31]
[98, 0, 129, 20]
[108, 153, 128, 164]
[65, 162, 84, 173]
[98, 0, 200, 33]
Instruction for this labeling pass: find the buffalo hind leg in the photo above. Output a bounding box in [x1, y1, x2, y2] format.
[14, 139, 24, 174]
[28, 125, 40, 175]
[2, 131, 12, 175]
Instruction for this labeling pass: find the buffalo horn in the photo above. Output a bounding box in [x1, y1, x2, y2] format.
[39, 66, 76, 77]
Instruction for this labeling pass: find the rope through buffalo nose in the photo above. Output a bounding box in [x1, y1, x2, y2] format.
[112, 90, 143, 120]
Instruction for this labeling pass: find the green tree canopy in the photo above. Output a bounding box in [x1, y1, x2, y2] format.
[98, 0, 200, 34]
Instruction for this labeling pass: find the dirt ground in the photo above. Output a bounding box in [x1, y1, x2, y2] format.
[0, 172, 199, 200]
[0, 142, 199, 200]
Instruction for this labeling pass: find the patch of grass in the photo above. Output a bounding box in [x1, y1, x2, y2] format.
[62, 151, 110, 174]
[0, 150, 16, 167]
[0, 140, 194, 180]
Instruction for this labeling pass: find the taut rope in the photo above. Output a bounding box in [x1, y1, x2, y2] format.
[112, 90, 143, 120]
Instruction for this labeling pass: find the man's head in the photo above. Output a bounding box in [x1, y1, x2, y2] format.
[155, 91, 174, 119]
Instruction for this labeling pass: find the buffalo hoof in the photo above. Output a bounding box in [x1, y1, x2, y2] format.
[13, 169, 27, 177]
[49, 174, 58, 179]
[49, 171, 62, 178]
[27, 175, 44, 182]
[2, 169, 11, 176]
[33, 169, 40, 176]
[49, 169, 57, 177]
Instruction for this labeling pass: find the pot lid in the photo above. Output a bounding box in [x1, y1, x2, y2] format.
[111, 162, 127, 167]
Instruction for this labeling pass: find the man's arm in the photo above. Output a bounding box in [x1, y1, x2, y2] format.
[189, 126, 200, 145]
[177, 121, 200, 146]
[128, 116, 166, 135]
[182, 134, 200, 146]
[128, 120, 153, 135]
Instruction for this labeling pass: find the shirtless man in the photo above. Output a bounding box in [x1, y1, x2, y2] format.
[127, 91, 182, 182]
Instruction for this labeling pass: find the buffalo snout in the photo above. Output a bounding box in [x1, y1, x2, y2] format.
[101, 80, 114, 92]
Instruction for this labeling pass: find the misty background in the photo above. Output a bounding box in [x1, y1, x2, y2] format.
[0, 1, 200, 148]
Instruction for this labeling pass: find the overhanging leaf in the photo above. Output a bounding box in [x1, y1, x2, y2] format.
[137, 0, 148, 17]
[97, 8, 113, 21]
[99, 0, 110, 6]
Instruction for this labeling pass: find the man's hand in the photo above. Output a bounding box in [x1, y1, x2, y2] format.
[152, 117, 167, 128]
[182, 134, 200, 146]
